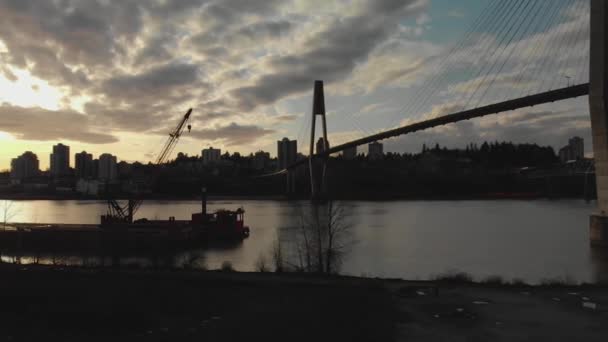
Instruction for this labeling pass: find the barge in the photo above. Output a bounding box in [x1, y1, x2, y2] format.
[0, 197, 250, 252]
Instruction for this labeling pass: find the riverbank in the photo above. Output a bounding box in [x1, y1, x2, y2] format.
[1, 265, 607, 341]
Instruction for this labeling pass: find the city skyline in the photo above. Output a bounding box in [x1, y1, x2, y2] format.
[0, 0, 592, 171]
[4, 134, 586, 175]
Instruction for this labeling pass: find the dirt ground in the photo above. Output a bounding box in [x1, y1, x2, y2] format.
[388, 281, 608, 341]
[0, 266, 607, 341]
[0, 266, 395, 342]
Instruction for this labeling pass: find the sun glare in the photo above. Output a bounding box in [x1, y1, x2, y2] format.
[0, 132, 13, 141]
[0, 67, 63, 110]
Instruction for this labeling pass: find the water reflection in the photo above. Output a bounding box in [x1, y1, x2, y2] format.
[1, 247, 218, 270]
[1, 199, 606, 283]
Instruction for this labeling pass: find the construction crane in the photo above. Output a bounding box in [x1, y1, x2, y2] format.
[103, 108, 193, 224]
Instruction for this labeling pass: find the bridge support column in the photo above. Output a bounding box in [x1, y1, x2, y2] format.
[285, 170, 296, 195]
[309, 80, 329, 201]
[590, 0, 608, 247]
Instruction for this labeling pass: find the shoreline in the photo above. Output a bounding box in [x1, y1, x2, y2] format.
[1, 263, 607, 287]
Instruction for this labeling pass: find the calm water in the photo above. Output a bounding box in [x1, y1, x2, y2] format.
[4, 199, 608, 284]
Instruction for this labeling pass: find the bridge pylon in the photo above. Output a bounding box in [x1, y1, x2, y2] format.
[590, 0, 608, 247]
[309, 80, 329, 202]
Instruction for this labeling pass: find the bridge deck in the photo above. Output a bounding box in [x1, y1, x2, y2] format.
[287, 83, 589, 170]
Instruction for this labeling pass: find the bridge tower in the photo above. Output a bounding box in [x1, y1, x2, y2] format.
[309, 80, 329, 201]
[590, 0, 608, 246]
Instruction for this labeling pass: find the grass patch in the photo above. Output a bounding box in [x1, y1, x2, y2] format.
[539, 275, 577, 287]
[433, 271, 473, 284]
[481, 275, 506, 286]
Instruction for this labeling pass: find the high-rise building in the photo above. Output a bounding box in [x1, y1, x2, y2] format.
[10, 151, 40, 180]
[202, 147, 221, 164]
[558, 136, 585, 162]
[569, 136, 584, 159]
[342, 146, 357, 160]
[253, 151, 270, 170]
[91, 159, 99, 179]
[277, 137, 297, 169]
[98, 153, 117, 181]
[316, 137, 329, 155]
[50, 143, 70, 177]
[368, 141, 384, 161]
[75, 151, 94, 179]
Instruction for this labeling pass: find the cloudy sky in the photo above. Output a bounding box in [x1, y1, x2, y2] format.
[0, 0, 591, 170]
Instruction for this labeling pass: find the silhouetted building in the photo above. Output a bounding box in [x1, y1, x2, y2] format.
[75, 151, 94, 179]
[368, 141, 384, 161]
[202, 147, 221, 165]
[559, 136, 584, 162]
[98, 153, 117, 181]
[117, 161, 132, 178]
[92, 159, 99, 179]
[342, 146, 357, 160]
[253, 151, 270, 170]
[10, 151, 39, 181]
[50, 143, 70, 177]
[277, 137, 297, 169]
[316, 137, 329, 155]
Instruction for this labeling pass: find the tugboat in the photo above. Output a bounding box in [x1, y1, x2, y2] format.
[191, 188, 250, 240]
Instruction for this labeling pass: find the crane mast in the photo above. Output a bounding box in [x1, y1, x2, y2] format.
[104, 108, 192, 224]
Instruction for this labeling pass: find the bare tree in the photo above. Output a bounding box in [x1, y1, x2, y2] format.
[286, 201, 354, 274]
[324, 201, 353, 274]
[271, 237, 284, 273]
[1, 200, 19, 230]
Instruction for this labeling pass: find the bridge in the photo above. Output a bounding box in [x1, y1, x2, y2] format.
[290, 83, 590, 169]
[261, 0, 608, 246]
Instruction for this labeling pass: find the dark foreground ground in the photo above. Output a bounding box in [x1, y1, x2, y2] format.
[0, 266, 607, 341]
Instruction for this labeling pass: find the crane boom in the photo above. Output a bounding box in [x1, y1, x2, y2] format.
[105, 108, 193, 223]
[156, 108, 192, 164]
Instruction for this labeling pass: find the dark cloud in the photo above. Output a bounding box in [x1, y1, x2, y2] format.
[99, 62, 201, 101]
[133, 30, 177, 66]
[0, 0, 143, 67]
[83, 102, 175, 132]
[71, 62, 206, 134]
[202, 0, 282, 24]
[230, 0, 425, 111]
[231, 20, 293, 41]
[150, 0, 207, 17]
[0, 104, 118, 144]
[190, 122, 275, 146]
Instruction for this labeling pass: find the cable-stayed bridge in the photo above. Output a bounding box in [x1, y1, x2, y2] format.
[258, 0, 608, 245]
[273, 0, 591, 182]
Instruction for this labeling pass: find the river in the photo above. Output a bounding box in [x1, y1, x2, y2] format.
[3, 199, 607, 284]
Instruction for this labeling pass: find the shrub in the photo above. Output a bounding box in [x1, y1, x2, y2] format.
[481, 275, 505, 286]
[434, 271, 473, 283]
[220, 261, 234, 272]
[255, 254, 269, 273]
